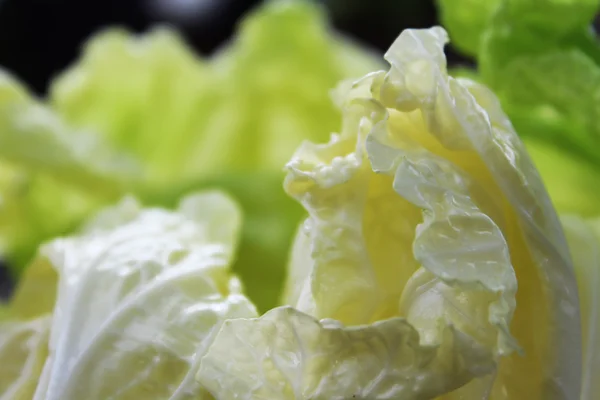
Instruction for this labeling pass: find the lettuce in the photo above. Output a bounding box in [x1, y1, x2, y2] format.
[0, 24, 585, 400]
[0, 1, 380, 312]
[0, 0, 600, 400]
[436, 0, 501, 56]
[1, 190, 257, 400]
[200, 27, 581, 399]
[46, 1, 381, 311]
[50, 5, 380, 182]
[437, 0, 600, 217]
[0, 27, 580, 400]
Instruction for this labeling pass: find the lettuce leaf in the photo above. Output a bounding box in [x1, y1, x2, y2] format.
[0, 71, 139, 271]
[198, 306, 496, 399]
[438, 7, 600, 393]
[50, 2, 381, 181]
[197, 27, 582, 399]
[436, 0, 501, 56]
[438, 0, 599, 69]
[524, 138, 600, 217]
[47, 1, 381, 311]
[1, 190, 257, 400]
[0, 1, 381, 312]
[0, 316, 50, 400]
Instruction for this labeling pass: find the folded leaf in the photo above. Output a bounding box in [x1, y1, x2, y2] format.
[26, 191, 257, 400]
[198, 306, 496, 399]
[278, 27, 580, 399]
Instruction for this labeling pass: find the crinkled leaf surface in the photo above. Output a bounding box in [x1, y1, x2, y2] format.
[198, 306, 495, 399]
[24, 191, 257, 400]
[248, 27, 578, 400]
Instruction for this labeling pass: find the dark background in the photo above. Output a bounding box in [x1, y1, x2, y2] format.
[0, 0, 465, 298]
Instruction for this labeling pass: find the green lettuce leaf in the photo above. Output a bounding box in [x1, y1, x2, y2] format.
[1, 1, 381, 312]
[0, 71, 139, 270]
[482, 49, 600, 217]
[436, 0, 501, 56]
[48, 1, 381, 311]
[438, 0, 599, 69]
[524, 138, 600, 217]
[488, 50, 600, 164]
[50, 2, 381, 181]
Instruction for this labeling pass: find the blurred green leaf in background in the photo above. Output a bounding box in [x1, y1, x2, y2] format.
[0, 0, 382, 311]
